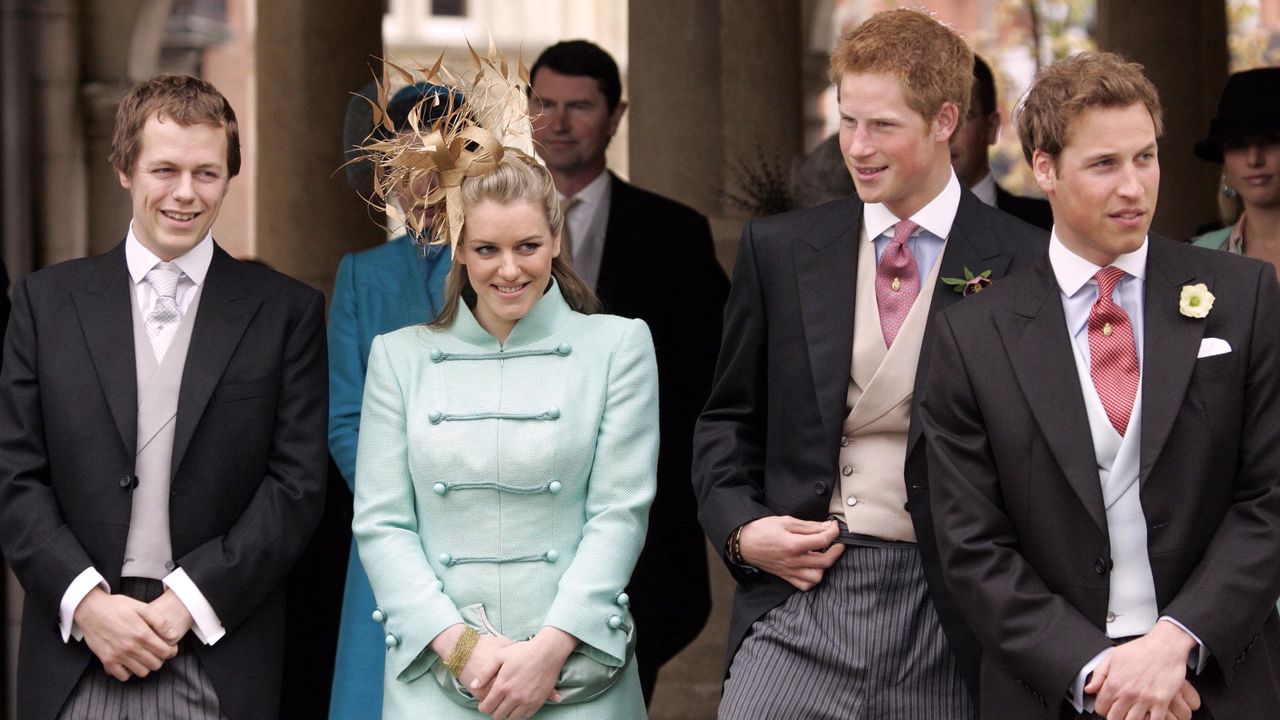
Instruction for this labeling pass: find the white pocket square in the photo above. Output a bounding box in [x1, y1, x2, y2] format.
[1197, 337, 1231, 358]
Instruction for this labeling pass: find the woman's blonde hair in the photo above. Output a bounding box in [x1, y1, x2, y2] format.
[430, 151, 601, 328]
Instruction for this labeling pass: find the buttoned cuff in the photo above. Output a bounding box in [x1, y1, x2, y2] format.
[163, 569, 226, 645]
[60, 568, 109, 642]
[1071, 647, 1112, 712]
[1159, 616, 1209, 674]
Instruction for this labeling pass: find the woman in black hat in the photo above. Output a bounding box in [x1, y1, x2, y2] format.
[1192, 67, 1280, 277]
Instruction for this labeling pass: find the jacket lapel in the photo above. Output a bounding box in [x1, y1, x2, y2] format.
[998, 256, 1108, 532]
[172, 246, 260, 472]
[795, 197, 862, 447]
[908, 192, 1015, 451]
[594, 173, 632, 304]
[1138, 237, 1206, 480]
[72, 243, 137, 454]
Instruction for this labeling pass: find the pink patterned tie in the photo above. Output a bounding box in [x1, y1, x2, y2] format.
[875, 220, 920, 348]
[1088, 267, 1139, 435]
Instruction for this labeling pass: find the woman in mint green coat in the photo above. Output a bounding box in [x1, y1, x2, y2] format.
[353, 152, 654, 720]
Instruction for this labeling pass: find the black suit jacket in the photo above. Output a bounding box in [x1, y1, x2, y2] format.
[923, 238, 1280, 718]
[692, 189, 1046, 699]
[594, 174, 728, 670]
[0, 242, 328, 720]
[995, 184, 1054, 232]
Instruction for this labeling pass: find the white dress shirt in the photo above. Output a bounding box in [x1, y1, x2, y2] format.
[863, 170, 962, 277]
[559, 169, 612, 290]
[971, 172, 998, 207]
[59, 226, 226, 645]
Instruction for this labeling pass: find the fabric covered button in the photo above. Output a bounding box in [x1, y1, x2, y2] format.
[547, 480, 563, 494]
[428, 410, 444, 424]
[846, 496, 858, 507]
[371, 609, 386, 623]
[545, 549, 560, 562]
[556, 342, 572, 356]
[433, 482, 447, 495]
[546, 407, 561, 420]
[616, 592, 630, 607]
[430, 348, 444, 362]
[385, 633, 399, 648]
[841, 465, 853, 477]
[607, 615, 623, 630]
[438, 553, 452, 565]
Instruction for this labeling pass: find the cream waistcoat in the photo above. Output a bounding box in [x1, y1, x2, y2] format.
[829, 227, 943, 541]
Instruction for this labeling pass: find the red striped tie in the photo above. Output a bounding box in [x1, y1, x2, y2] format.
[1088, 267, 1139, 435]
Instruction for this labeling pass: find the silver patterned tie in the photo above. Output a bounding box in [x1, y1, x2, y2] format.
[145, 262, 184, 360]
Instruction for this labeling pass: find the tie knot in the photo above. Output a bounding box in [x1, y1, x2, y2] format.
[146, 262, 183, 299]
[891, 220, 918, 247]
[1094, 266, 1126, 301]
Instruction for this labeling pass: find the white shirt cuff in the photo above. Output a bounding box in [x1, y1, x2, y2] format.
[1159, 616, 1209, 674]
[1071, 647, 1112, 712]
[60, 568, 109, 642]
[163, 568, 226, 645]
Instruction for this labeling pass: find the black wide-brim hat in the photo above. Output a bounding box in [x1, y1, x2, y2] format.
[1195, 67, 1280, 163]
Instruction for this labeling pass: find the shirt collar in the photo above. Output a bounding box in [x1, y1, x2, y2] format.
[972, 172, 997, 207]
[1228, 213, 1246, 254]
[558, 169, 611, 207]
[125, 225, 214, 287]
[1048, 229, 1148, 298]
[863, 170, 962, 241]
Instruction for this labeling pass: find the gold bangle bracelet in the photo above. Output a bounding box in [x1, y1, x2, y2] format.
[444, 625, 480, 678]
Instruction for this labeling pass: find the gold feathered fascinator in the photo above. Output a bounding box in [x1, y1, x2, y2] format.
[350, 38, 536, 253]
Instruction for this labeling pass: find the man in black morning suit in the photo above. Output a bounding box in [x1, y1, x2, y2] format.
[693, 10, 1046, 717]
[529, 40, 729, 702]
[924, 53, 1280, 719]
[0, 75, 326, 720]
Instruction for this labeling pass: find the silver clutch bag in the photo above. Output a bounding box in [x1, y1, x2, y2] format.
[431, 603, 636, 708]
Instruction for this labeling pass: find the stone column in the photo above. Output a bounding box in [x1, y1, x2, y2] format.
[82, 0, 172, 257]
[1097, 0, 1228, 240]
[631, 4, 802, 718]
[254, 0, 384, 295]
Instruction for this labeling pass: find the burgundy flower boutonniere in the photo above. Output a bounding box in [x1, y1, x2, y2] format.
[942, 267, 993, 297]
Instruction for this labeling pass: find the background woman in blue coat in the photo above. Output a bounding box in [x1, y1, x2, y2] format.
[354, 149, 656, 719]
[327, 82, 455, 720]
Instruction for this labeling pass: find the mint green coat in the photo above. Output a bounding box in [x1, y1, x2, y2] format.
[353, 282, 654, 719]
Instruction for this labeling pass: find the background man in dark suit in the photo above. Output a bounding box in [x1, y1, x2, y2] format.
[951, 54, 1054, 231]
[0, 75, 327, 720]
[528, 39, 728, 703]
[693, 10, 1045, 718]
[924, 52, 1280, 720]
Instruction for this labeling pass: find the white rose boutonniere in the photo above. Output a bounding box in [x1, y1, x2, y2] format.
[1179, 283, 1215, 319]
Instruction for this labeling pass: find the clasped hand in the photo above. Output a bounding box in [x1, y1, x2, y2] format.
[1084, 620, 1202, 720]
[461, 626, 577, 720]
[738, 516, 845, 591]
[73, 587, 194, 681]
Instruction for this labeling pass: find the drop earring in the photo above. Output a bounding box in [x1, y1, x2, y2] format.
[1222, 174, 1239, 199]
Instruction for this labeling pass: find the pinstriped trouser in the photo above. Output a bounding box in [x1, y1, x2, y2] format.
[56, 578, 229, 720]
[718, 540, 973, 720]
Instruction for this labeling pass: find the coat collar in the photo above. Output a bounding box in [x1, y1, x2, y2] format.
[452, 279, 574, 349]
[992, 236, 1206, 532]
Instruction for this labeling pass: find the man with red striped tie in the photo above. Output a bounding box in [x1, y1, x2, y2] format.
[924, 52, 1280, 720]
